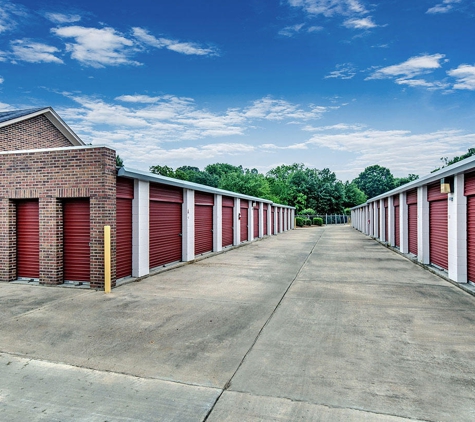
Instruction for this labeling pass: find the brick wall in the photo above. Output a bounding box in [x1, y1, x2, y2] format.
[0, 115, 74, 151]
[0, 146, 117, 289]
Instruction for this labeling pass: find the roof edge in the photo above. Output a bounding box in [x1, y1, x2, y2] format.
[0, 107, 84, 146]
[118, 166, 295, 208]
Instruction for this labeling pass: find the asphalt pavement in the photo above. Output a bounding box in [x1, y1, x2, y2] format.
[1, 225, 474, 421]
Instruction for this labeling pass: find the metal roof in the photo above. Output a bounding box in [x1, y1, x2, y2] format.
[118, 166, 295, 208]
[351, 154, 475, 210]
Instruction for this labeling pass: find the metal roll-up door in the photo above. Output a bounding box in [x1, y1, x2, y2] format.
[253, 205, 259, 238]
[116, 178, 134, 280]
[16, 199, 39, 279]
[240, 201, 249, 242]
[384, 199, 388, 242]
[465, 172, 475, 283]
[271, 207, 275, 235]
[222, 196, 234, 248]
[277, 209, 281, 233]
[393, 195, 400, 247]
[428, 183, 448, 270]
[263, 207, 268, 236]
[468, 196, 475, 283]
[195, 192, 214, 255]
[149, 183, 183, 268]
[377, 202, 380, 238]
[407, 190, 418, 255]
[63, 199, 90, 282]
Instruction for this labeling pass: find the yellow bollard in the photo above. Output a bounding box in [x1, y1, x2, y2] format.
[104, 225, 111, 293]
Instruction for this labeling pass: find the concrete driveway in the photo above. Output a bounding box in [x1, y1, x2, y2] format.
[1, 226, 474, 421]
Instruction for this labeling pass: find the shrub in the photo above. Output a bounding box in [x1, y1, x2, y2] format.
[301, 208, 316, 215]
[313, 217, 323, 226]
[305, 218, 312, 226]
[295, 217, 305, 227]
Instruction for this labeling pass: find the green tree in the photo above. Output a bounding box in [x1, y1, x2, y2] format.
[343, 181, 367, 208]
[394, 174, 419, 188]
[175, 166, 219, 187]
[353, 165, 395, 199]
[432, 148, 475, 172]
[116, 155, 124, 168]
[150, 164, 175, 177]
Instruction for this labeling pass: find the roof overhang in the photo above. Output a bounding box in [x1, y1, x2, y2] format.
[118, 166, 295, 208]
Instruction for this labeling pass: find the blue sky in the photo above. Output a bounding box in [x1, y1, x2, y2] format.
[1, 0, 475, 181]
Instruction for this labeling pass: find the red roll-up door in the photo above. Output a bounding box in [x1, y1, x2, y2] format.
[222, 196, 234, 248]
[271, 207, 275, 235]
[384, 199, 388, 242]
[63, 199, 90, 282]
[277, 209, 281, 233]
[407, 190, 418, 255]
[240, 201, 249, 242]
[393, 195, 400, 247]
[428, 183, 448, 270]
[195, 192, 214, 255]
[116, 178, 134, 280]
[149, 183, 183, 268]
[468, 196, 475, 283]
[263, 207, 268, 236]
[253, 205, 259, 238]
[394, 206, 400, 247]
[16, 199, 39, 279]
[465, 172, 475, 283]
[377, 202, 380, 238]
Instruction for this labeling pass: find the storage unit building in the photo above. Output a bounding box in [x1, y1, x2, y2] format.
[0, 107, 296, 290]
[351, 155, 475, 287]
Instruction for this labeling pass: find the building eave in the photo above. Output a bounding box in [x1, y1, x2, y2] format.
[118, 166, 295, 208]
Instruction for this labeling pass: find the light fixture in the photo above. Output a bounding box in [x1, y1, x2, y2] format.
[440, 177, 453, 194]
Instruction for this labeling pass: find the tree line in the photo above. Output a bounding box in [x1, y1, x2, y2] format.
[148, 162, 419, 214]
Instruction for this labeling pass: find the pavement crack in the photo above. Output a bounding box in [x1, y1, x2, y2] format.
[203, 228, 326, 421]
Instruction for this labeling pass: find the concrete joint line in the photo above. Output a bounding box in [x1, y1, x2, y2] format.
[3, 290, 94, 322]
[203, 228, 326, 422]
[0, 351, 221, 392]
[223, 389, 432, 422]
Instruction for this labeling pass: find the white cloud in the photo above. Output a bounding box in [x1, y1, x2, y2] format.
[307, 25, 324, 32]
[305, 127, 475, 177]
[57, 93, 334, 167]
[427, 0, 462, 14]
[0, 101, 11, 110]
[45, 13, 81, 24]
[132, 27, 219, 56]
[366, 53, 446, 82]
[0, 76, 3, 83]
[447, 64, 475, 90]
[51, 26, 140, 68]
[343, 17, 376, 29]
[244, 97, 328, 120]
[278, 23, 305, 37]
[303, 123, 366, 131]
[325, 63, 356, 79]
[395, 78, 449, 90]
[0, 2, 27, 34]
[288, 0, 368, 17]
[10, 39, 63, 64]
[116, 94, 163, 104]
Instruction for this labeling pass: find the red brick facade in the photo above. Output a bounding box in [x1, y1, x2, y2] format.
[0, 146, 117, 288]
[0, 115, 74, 151]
